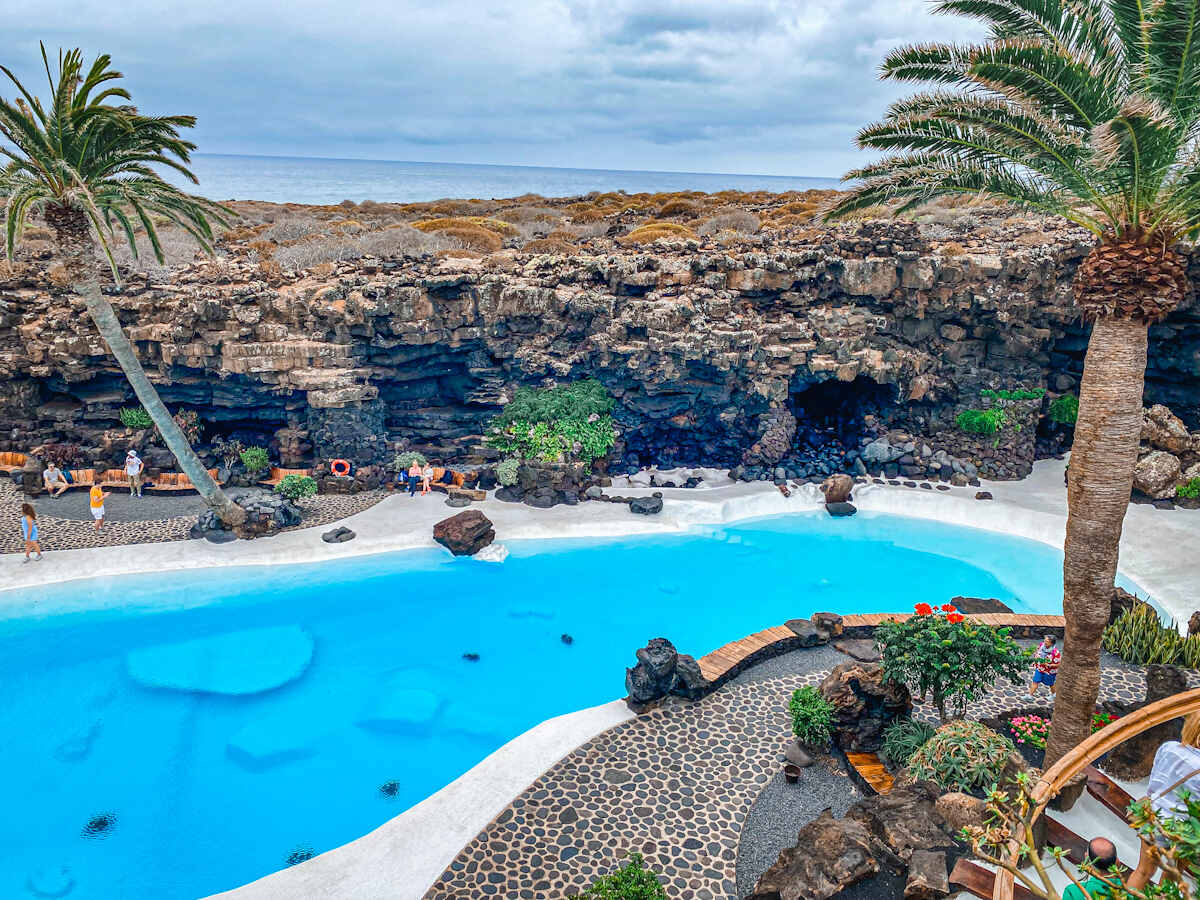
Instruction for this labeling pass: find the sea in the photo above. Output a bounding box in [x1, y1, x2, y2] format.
[165, 153, 840, 205]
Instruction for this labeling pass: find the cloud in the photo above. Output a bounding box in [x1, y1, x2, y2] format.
[2, 0, 982, 176]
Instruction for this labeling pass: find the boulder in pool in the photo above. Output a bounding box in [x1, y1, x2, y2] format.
[433, 510, 495, 556]
[125, 625, 314, 696]
[26, 864, 74, 899]
[356, 668, 445, 733]
[820, 473, 854, 503]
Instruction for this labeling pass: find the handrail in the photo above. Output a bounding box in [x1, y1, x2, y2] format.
[993, 687, 1200, 900]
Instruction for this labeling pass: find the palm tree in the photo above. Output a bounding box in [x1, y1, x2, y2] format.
[827, 0, 1199, 766]
[1, 45, 245, 526]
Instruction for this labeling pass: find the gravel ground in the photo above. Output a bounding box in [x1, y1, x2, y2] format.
[735, 756, 863, 897]
[29, 488, 209, 522]
[729, 642, 848, 686]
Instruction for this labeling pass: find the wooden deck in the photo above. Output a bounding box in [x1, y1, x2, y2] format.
[696, 614, 1068, 684]
[844, 751, 895, 794]
[951, 859, 1038, 900]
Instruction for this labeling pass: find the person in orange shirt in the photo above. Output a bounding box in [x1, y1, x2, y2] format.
[89, 484, 110, 532]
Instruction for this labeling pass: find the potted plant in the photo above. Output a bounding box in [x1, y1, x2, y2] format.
[788, 685, 834, 755]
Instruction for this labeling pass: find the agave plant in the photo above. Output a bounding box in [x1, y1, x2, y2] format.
[828, 0, 1200, 766]
[0, 45, 244, 525]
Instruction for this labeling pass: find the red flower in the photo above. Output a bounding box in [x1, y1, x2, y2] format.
[947, 612, 965, 624]
[941, 604, 957, 613]
[914, 603, 933, 616]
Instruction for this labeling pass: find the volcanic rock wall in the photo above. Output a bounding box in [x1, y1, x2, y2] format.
[1, 222, 1198, 470]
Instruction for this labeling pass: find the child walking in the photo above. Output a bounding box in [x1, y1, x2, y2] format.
[90, 484, 110, 532]
[20, 503, 42, 562]
[1029, 634, 1061, 696]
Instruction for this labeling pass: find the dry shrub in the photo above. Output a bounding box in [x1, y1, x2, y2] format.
[221, 223, 271, 243]
[310, 261, 336, 276]
[339, 199, 357, 209]
[936, 241, 967, 255]
[22, 225, 54, 242]
[428, 224, 503, 252]
[495, 206, 560, 225]
[657, 198, 701, 218]
[544, 229, 578, 243]
[697, 208, 760, 235]
[619, 222, 696, 245]
[1012, 231, 1050, 247]
[329, 219, 365, 232]
[839, 204, 891, 221]
[522, 238, 575, 254]
[435, 248, 484, 260]
[568, 207, 611, 223]
[428, 199, 472, 216]
[102, 229, 207, 274]
[262, 217, 324, 242]
[412, 217, 518, 237]
[47, 264, 73, 287]
[273, 225, 451, 270]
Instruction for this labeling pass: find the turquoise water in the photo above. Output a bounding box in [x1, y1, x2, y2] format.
[2, 512, 1077, 899]
[165, 153, 839, 205]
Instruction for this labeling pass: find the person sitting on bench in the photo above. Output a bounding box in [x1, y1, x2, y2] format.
[42, 462, 68, 497]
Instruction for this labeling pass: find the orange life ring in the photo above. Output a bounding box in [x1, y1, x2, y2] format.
[330, 459, 351, 477]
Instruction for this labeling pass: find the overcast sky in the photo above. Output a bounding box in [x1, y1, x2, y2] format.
[6, 0, 980, 178]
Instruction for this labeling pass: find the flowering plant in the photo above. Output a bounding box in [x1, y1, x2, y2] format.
[1010, 714, 1050, 749]
[876, 604, 1030, 722]
[1091, 711, 1119, 732]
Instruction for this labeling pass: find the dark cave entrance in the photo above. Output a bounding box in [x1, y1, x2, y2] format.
[776, 376, 900, 479]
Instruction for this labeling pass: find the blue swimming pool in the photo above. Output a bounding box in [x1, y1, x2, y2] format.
[0, 511, 1110, 899]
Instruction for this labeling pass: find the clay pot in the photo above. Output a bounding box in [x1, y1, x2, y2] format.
[783, 764, 802, 784]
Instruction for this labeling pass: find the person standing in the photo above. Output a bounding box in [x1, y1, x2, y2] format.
[125, 450, 144, 498]
[1029, 634, 1061, 696]
[42, 462, 68, 497]
[407, 460, 422, 497]
[89, 484, 110, 532]
[20, 503, 42, 562]
[421, 462, 434, 496]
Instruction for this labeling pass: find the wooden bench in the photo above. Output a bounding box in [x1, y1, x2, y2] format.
[0, 451, 28, 474]
[259, 467, 310, 488]
[147, 469, 220, 493]
[64, 469, 97, 489]
[431, 469, 471, 493]
[98, 468, 132, 490]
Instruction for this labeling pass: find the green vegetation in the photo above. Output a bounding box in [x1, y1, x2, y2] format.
[239, 446, 270, 475]
[119, 406, 154, 430]
[905, 720, 1015, 794]
[392, 451, 428, 471]
[495, 457, 520, 487]
[274, 474, 317, 500]
[581, 853, 667, 899]
[980, 388, 1045, 401]
[170, 409, 203, 444]
[1177, 478, 1200, 500]
[787, 686, 835, 748]
[1048, 394, 1079, 426]
[956, 407, 1008, 435]
[881, 718, 937, 767]
[876, 605, 1029, 723]
[486, 379, 616, 466]
[211, 437, 245, 468]
[1103, 603, 1200, 669]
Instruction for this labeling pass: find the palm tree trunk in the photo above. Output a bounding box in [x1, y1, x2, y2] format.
[48, 208, 246, 527]
[1044, 316, 1146, 767]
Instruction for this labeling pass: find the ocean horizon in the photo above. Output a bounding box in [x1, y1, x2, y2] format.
[164, 153, 841, 205]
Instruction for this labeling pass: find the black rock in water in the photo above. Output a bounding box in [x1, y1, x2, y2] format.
[462, 652, 480, 662]
[82, 812, 117, 839]
[561, 634, 574, 645]
[825, 501, 857, 517]
[285, 846, 315, 867]
[378, 780, 400, 798]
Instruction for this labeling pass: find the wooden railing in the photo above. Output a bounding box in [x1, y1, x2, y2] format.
[993, 687, 1200, 900]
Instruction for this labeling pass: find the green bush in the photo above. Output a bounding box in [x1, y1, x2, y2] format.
[881, 718, 937, 767]
[486, 379, 617, 466]
[495, 457, 519, 486]
[980, 388, 1045, 401]
[956, 407, 1007, 435]
[1103, 602, 1200, 668]
[1048, 393, 1079, 425]
[119, 406, 154, 430]
[274, 474, 317, 500]
[876, 605, 1029, 723]
[581, 853, 666, 899]
[239, 446, 270, 475]
[905, 720, 1015, 793]
[787, 686, 835, 748]
[1177, 477, 1200, 500]
[392, 451, 427, 471]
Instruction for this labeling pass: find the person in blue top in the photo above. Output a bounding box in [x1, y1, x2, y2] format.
[1062, 837, 1117, 900]
[20, 503, 42, 562]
